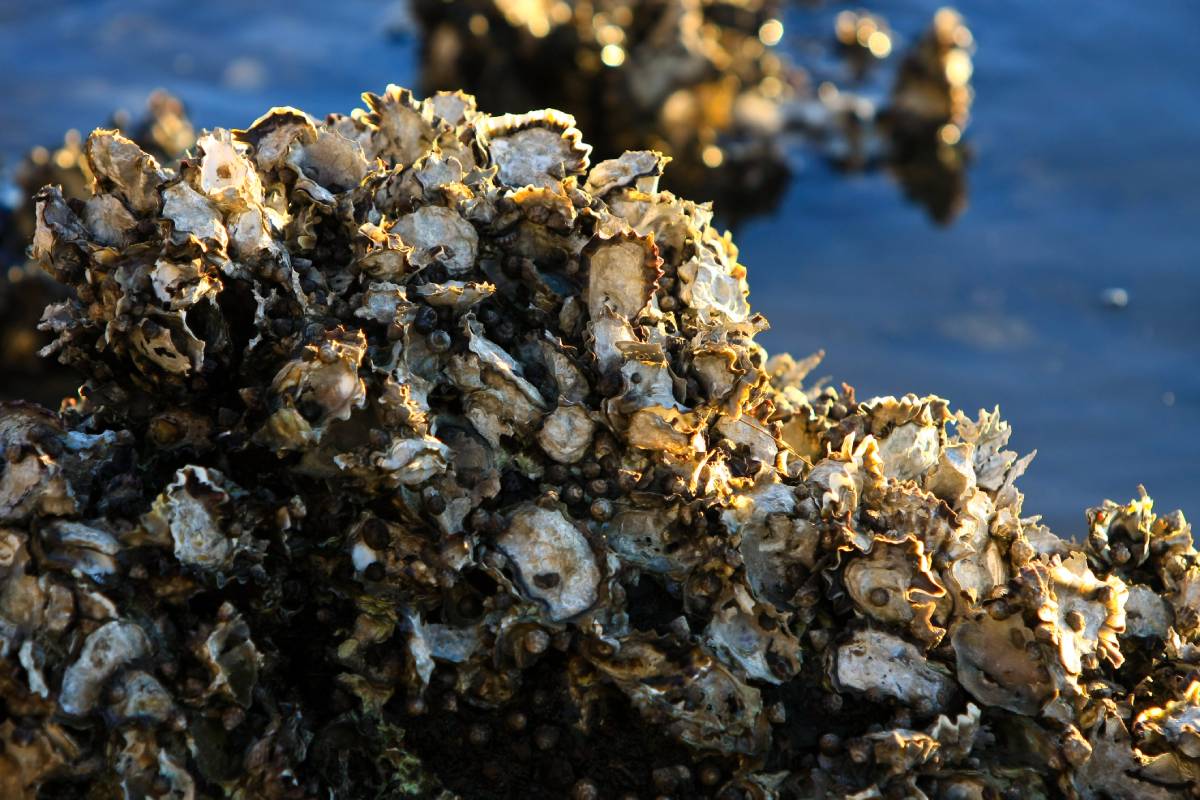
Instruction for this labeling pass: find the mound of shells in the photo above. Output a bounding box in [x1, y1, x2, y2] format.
[1, 84, 1196, 799]
[0, 91, 195, 406]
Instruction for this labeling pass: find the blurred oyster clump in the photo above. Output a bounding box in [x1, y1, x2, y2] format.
[882, 7, 975, 222]
[802, 6, 976, 223]
[2, 84, 1195, 799]
[413, 1, 977, 225]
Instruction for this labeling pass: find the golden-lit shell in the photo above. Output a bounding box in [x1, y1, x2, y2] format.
[482, 110, 591, 190]
[234, 106, 317, 170]
[1026, 552, 1127, 675]
[583, 231, 663, 322]
[585, 151, 669, 197]
[196, 128, 264, 211]
[411, 280, 495, 309]
[1086, 488, 1156, 568]
[85, 129, 166, 215]
[843, 536, 949, 645]
[677, 227, 751, 324]
[951, 613, 1054, 716]
[358, 84, 442, 165]
[876, 420, 941, 482]
[1135, 681, 1200, 759]
[355, 221, 411, 280]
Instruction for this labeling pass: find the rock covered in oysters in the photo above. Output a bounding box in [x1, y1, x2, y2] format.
[2, 84, 1196, 799]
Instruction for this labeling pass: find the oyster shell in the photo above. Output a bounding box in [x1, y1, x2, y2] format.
[495, 504, 600, 621]
[834, 629, 955, 712]
[59, 621, 151, 716]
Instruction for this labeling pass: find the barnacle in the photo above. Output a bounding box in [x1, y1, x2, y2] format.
[0, 83, 1192, 799]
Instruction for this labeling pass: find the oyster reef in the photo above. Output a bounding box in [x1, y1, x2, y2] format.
[1, 85, 1196, 799]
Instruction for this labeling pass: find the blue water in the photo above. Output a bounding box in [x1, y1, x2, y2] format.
[0, 0, 1196, 534]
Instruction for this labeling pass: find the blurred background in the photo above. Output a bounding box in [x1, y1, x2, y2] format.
[0, 0, 1196, 535]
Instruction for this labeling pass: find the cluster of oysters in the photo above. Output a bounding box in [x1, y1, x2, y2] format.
[0, 90, 196, 406]
[2, 84, 1196, 799]
[414, 0, 976, 226]
[414, 0, 801, 223]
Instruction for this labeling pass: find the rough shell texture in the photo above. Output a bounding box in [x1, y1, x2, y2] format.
[0, 82, 1191, 800]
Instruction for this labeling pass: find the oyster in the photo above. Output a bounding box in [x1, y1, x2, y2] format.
[495, 504, 600, 621]
[833, 628, 955, 712]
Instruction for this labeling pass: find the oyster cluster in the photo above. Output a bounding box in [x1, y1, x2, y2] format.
[414, 0, 801, 223]
[2, 84, 1195, 799]
[0, 91, 196, 405]
[414, 1, 976, 227]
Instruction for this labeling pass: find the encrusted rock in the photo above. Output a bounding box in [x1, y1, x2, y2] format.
[0, 82, 1191, 799]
